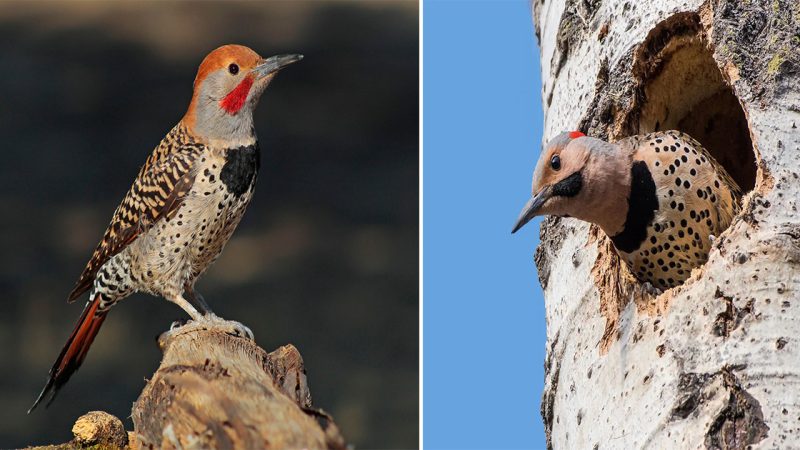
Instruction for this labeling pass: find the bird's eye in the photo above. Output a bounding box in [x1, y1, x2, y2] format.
[228, 63, 239, 75]
[551, 154, 561, 170]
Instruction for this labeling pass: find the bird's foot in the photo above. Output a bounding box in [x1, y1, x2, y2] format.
[164, 315, 254, 341]
[198, 313, 255, 340]
[640, 281, 663, 297]
[169, 319, 188, 330]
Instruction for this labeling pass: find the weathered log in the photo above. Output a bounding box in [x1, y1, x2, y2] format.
[131, 321, 346, 449]
[29, 322, 346, 450]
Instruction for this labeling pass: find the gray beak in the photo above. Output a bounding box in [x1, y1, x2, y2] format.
[511, 186, 552, 234]
[253, 54, 304, 78]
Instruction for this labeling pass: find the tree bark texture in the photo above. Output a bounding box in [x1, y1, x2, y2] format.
[130, 322, 346, 450]
[27, 323, 345, 450]
[532, 0, 799, 448]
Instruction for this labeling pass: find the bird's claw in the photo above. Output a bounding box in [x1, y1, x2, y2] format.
[202, 314, 255, 340]
[224, 321, 254, 340]
[170, 319, 188, 330]
[164, 314, 254, 340]
[640, 281, 663, 297]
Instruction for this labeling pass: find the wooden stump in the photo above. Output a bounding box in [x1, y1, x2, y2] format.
[130, 321, 346, 449]
[28, 321, 345, 450]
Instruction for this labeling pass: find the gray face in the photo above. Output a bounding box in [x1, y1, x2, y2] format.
[192, 69, 273, 142]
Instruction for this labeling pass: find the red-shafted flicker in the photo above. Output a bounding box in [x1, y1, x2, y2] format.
[512, 130, 741, 289]
[30, 45, 302, 411]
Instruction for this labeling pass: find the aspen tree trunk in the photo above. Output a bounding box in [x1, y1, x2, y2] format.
[532, 0, 799, 448]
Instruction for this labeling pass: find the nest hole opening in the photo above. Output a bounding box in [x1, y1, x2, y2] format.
[637, 35, 757, 192]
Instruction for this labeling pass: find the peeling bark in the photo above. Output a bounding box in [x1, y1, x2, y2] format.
[533, 0, 799, 448]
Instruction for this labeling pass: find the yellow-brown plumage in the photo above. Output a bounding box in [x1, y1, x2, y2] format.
[513, 130, 741, 289]
[616, 131, 741, 288]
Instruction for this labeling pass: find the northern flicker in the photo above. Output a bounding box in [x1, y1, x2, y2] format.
[29, 45, 302, 411]
[512, 130, 741, 289]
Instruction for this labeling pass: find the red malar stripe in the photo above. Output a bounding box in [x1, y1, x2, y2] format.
[220, 76, 254, 114]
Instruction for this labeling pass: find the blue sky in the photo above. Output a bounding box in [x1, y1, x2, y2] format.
[423, 1, 547, 448]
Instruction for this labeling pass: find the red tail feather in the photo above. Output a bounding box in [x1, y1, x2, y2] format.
[29, 295, 107, 413]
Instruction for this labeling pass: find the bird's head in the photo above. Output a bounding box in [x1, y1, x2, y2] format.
[512, 131, 630, 235]
[183, 44, 302, 141]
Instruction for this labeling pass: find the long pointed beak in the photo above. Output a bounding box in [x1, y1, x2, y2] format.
[511, 186, 552, 234]
[253, 54, 304, 79]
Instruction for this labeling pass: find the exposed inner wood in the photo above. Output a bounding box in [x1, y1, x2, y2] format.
[130, 321, 346, 450]
[637, 35, 756, 191]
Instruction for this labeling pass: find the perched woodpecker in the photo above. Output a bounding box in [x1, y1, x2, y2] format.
[30, 45, 302, 411]
[513, 130, 741, 289]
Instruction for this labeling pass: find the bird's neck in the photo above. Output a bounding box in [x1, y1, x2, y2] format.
[578, 152, 632, 237]
[608, 160, 659, 253]
[182, 95, 257, 144]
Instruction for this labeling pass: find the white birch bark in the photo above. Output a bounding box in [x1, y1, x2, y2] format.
[532, 0, 800, 448]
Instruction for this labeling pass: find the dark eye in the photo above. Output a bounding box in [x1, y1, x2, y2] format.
[550, 154, 561, 170]
[228, 63, 239, 75]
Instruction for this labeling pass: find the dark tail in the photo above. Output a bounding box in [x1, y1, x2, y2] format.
[28, 295, 107, 413]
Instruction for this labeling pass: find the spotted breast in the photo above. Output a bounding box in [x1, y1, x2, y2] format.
[615, 131, 741, 288]
[30, 44, 301, 412]
[122, 138, 260, 300]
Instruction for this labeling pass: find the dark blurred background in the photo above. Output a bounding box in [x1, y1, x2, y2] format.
[0, 1, 418, 448]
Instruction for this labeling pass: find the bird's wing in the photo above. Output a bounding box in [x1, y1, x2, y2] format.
[657, 131, 742, 226]
[67, 129, 205, 302]
[691, 138, 742, 231]
[630, 130, 742, 238]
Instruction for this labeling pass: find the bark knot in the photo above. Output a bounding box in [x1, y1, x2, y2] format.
[705, 366, 770, 449]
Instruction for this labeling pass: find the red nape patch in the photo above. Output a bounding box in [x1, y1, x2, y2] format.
[220, 77, 254, 114]
[569, 130, 585, 139]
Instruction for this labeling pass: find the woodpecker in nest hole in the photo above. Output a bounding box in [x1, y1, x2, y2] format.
[513, 130, 741, 290]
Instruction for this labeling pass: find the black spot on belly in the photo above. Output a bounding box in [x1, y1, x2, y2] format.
[611, 161, 659, 253]
[221, 142, 260, 198]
